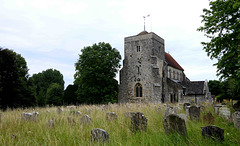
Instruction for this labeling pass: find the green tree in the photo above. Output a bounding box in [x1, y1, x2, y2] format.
[208, 80, 222, 96]
[63, 84, 78, 105]
[32, 69, 64, 106]
[46, 83, 63, 106]
[197, 0, 240, 80]
[0, 48, 36, 109]
[74, 42, 121, 104]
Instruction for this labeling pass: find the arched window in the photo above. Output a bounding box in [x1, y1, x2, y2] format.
[135, 83, 142, 97]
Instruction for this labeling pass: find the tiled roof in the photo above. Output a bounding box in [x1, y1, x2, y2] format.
[165, 52, 184, 71]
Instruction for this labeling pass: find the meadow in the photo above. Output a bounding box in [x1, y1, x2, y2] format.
[0, 103, 240, 146]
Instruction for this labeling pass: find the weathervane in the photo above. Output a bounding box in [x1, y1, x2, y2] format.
[143, 14, 151, 31]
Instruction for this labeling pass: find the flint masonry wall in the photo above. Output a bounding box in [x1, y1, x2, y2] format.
[118, 32, 166, 103]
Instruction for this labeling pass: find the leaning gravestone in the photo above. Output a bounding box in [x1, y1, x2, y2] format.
[203, 112, 215, 124]
[189, 106, 200, 121]
[91, 128, 109, 142]
[201, 125, 224, 141]
[106, 112, 117, 121]
[219, 107, 231, 120]
[232, 111, 240, 130]
[46, 118, 54, 128]
[214, 104, 223, 115]
[183, 103, 191, 111]
[163, 114, 187, 136]
[130, 112, 148, 132]
[80, 115, 92, 124]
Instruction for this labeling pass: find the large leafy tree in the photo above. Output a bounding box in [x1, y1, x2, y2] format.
[32, 69, 64, 106]
[46, 83, 63, 106]
[0, 48, 36, 109]
[63, 84, 78, 105]
[74, 42, 121, 104]
[197, 0, 240, 80]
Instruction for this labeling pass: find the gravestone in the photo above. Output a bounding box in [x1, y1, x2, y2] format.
[189, 106, 200, 121]
[91, 128, 109, 142]
[219, 107, 230, 120]
[232, 111, 240, 129]
[106, 112, 117, 121]
[130, 112, 148, 132]
[183, 103, 191, 111]
[203, 112, 215, 124]
[163, 114, 187, 136]
[47, 118, 54, 128]
[163, 107, 178, 119]
[214, 104, 223, 115]
[177, 114, 187, 123]
[185, 106, 191, 115]
[67, 117, 76, 125]
[125, 112, 136, 118]
[201, 125, 224, 141]
[57, 107, 63, 114]
[80, 115, 92, 124]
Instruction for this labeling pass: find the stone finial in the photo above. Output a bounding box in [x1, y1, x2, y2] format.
[91, 128, 109, 142]
[130, 112, 148, 132]
[163, 114, 187, 136]
[106, 112, 117, 121]
[201, 125, 224, 141]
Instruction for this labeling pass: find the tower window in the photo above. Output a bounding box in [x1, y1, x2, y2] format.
[137, 46, 140, 52]
[135, 83, 142, 97]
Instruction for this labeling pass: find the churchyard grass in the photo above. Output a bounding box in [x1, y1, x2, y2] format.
[0, 103, 239, 145]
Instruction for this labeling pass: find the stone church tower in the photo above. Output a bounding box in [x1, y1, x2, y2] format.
[118, 31, 168, 103]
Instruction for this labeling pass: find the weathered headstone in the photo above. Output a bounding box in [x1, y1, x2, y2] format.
[219, 107, 230, 120]
[67, 117, 76, 125]
[130, 112, 148, 132]
[163, 107, 178, 119]
[232, 111, 240, 129]
[47, 118, 54, 128]
[201, 125, 224, 141]
[214, 104, 223, 115]
[163, 114, 187, 136]
[183, 103, 191, 111]
[185, 106, 191, 115]
[21, 112, 39, 121]
[106, 112, 117, 121]
[57, 107, 63, 114]
[125, 112, 136, 118]
[91, 128, 109, 142]
[80, 115, 92, 124]
[203, 112, 215, 124]
[177, 114, 187, 123]
[189, 106, 200, 121]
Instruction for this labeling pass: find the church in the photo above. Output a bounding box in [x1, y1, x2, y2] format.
[118, 31, 212, 104]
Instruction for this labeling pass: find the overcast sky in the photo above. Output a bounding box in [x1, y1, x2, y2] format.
[0, 0, 219, 88]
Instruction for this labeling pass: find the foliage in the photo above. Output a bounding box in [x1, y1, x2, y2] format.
[74, 42, 121, 104]
[0, 103, 240, 145]
[63, 84, 78, 105]
[32, 69, 64, 106]
[0, 48, 36, 109]
[46, 83, 63, 106]
[197, 0, 240, 80]
[209, 79, 240, 101]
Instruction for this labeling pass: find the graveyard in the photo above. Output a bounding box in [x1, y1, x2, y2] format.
[0, 102, 240, 145]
